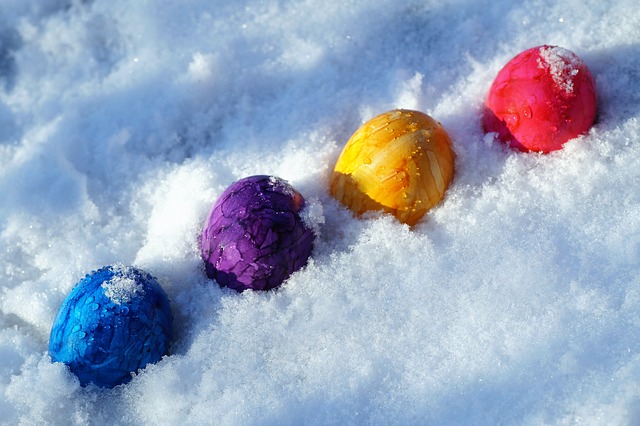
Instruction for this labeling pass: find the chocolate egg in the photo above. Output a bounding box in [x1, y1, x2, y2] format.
[483, 45, 597, 153]
[330, 109, 455, 226]
[200, 175, 315, 292]
[48, 264, 173, 388]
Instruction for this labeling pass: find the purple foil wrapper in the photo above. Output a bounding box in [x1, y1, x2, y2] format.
[200, 175, 315, 291]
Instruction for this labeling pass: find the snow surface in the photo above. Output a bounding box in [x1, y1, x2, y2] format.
[538, 46, 581, 93]
[101, 264, 145, 305]
[1, 0, 640, 424]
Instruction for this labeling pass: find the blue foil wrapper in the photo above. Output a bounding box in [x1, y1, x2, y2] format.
[48, 264, 173, 388]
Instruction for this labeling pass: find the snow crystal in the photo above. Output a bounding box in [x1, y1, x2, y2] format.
[299, 196, 325, 237]
[538, 45, 582, 93]
[101, 264, 144, 305]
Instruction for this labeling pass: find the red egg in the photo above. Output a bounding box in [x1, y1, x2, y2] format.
[483, 45, 597, 153]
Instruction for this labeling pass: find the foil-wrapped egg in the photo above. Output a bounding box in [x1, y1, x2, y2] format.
[483, 45, 597, 153]
[200, 175, 315, 292]
[330, 109, 455, 226]
[48, 264, 173, 388]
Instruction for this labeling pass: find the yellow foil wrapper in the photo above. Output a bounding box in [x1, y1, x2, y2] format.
[330, 109, 455, 226]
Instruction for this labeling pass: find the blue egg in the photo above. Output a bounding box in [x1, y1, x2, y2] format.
[48, 264, 173, 388]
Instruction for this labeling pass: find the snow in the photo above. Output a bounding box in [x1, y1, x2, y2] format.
[101, 264, 145, 305]
[1, 0, 639, 424]
[538, 45, 581, 93]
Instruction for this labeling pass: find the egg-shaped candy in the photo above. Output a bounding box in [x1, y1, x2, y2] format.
[200, 175, 315, 292]
[48, 264, 173, 388]
[483, 45, 597, 153]
[330, 109, 455, 226]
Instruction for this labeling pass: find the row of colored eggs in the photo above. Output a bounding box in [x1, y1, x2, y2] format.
[48, 45, 598, 388]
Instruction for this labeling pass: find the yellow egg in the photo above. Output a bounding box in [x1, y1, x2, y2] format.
[330, 109, 455, 226]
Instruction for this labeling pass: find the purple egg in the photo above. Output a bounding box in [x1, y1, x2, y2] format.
[200, 175, 315, 292]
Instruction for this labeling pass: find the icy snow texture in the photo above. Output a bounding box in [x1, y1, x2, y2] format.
[101, 264, 145, 305]
[1, 0, 639, 424]
[538, 45, 582, 93]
